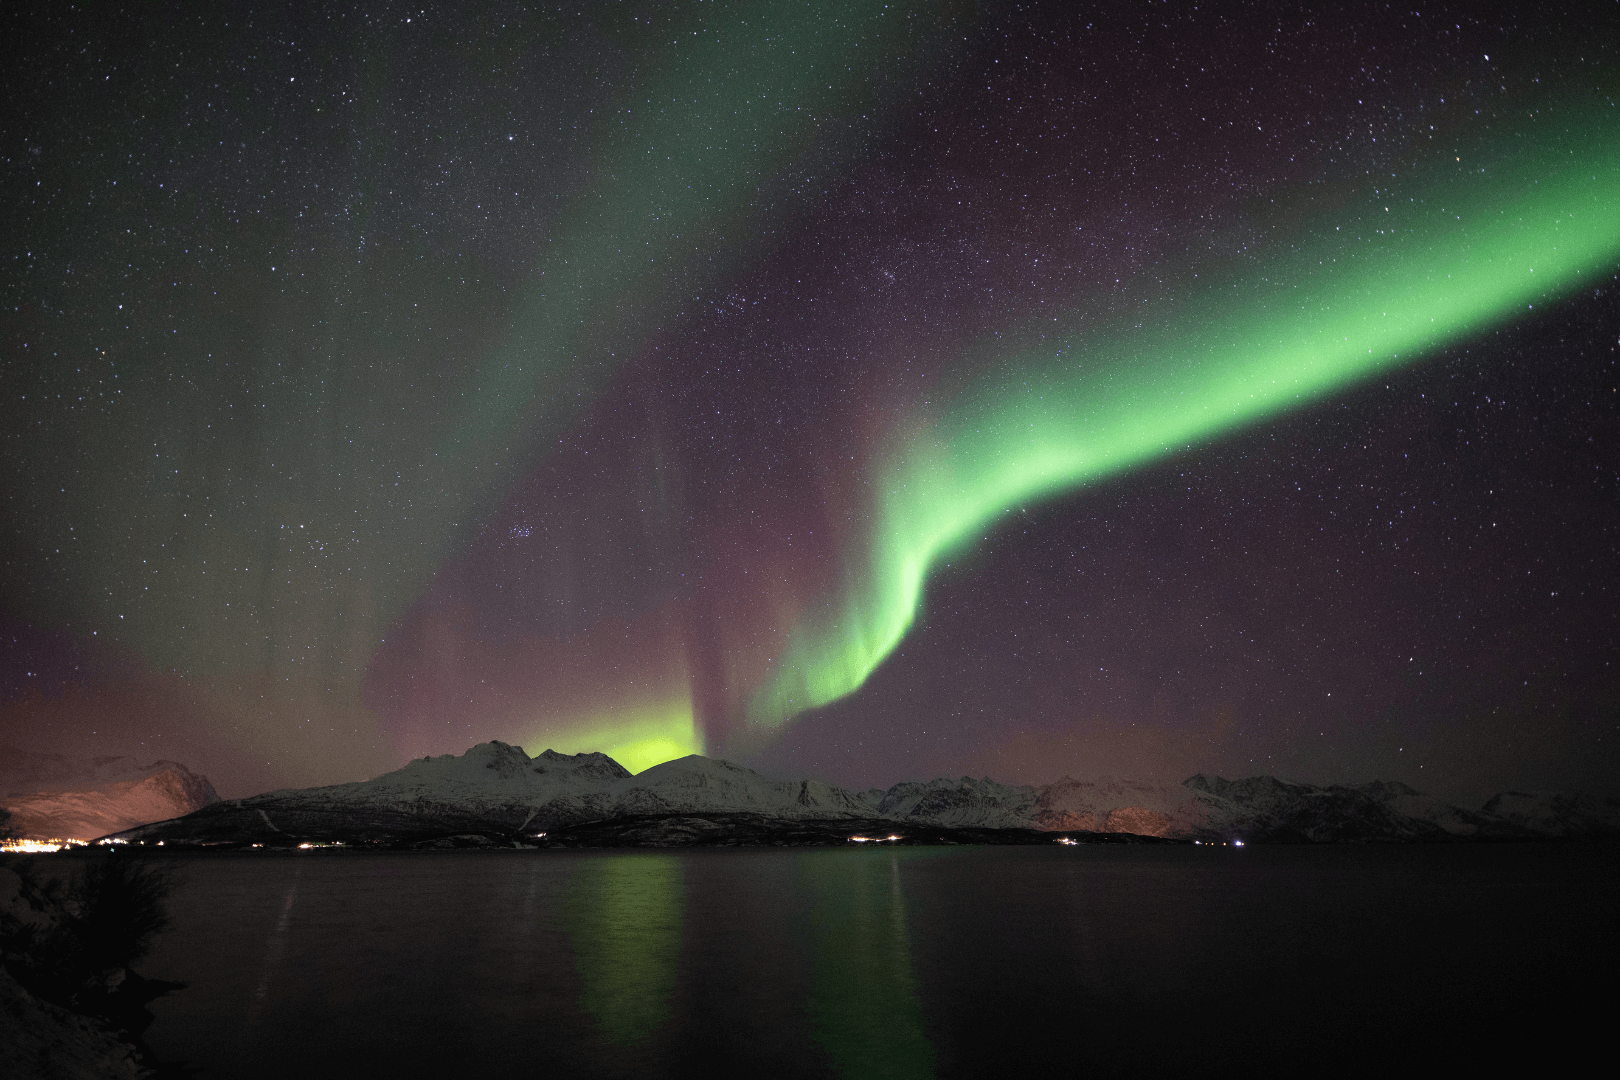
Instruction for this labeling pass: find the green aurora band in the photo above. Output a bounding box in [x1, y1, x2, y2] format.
[748, 103, 1620, 728]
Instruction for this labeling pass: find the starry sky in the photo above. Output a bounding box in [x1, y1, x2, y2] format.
[3, 1, 1618, 803]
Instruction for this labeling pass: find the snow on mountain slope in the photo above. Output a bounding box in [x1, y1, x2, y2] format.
[1031, 776, 1205, 834]
[1171, 775, 1549, 842]
[881, 772, 1555, 841]
[1, 758, 219, 840]
[1355, 780, 1534, 838]
[110, 744, 874, 843]
[0, 747, 200, 797]
[611, 755, 872, 818]
[101, 740, 1610, 845]
[1480, 791, 1620, 836]
[253, 745, 871, 821]
[103, 743, 624, 844]
[301, 742, 631, 801]
[873, 776, 1043, 828]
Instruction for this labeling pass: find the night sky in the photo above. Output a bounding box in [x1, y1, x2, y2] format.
[3, 2, 1617, 803]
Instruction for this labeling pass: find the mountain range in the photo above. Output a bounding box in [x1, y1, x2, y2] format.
[0, 748, 220, 841]
[95, 741, 1620, 847]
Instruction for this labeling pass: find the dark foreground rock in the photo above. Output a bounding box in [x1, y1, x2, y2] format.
[0, 964, 153, 1080]
[0, 858, 184, 1079]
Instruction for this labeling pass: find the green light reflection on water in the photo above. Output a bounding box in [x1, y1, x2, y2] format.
[565, 853, 685, 1046]
[802, 849, 935, 1080]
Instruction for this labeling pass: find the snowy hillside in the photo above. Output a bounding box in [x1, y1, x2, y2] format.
[102, 741, 1606, 845]
[0, 754, 219, 840]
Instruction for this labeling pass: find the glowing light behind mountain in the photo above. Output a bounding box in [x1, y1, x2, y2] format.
[530, 676, 701, 775]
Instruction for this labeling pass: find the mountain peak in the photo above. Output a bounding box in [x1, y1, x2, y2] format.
[630, 755, 765, 783]
[389, 743, 631, 785]
[532, 749, 632, 781]
[0, 756, 219, 840]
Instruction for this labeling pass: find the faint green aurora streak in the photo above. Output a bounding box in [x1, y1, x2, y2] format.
[749, 106, 1620, 728]
[433, 0, 956, 480]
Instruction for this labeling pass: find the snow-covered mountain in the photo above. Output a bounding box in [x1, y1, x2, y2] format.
[1479, 790, 1620, 837]
[613, 755, 874, 818]
[869, 775, 1041, 828]
[879, 772, 1553, 841]
[0, 747, 211, 797]
[109, 743, 878, 845]
[0, 751, 219, 840]
[103, 741, 1605, 845]
[1172, 774, 1523, 842]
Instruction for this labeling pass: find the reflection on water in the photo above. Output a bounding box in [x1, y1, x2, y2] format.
[247, 865, 300, 1025]
[803, 850, 934, 1080]
[132, 844, 1617, 1078]
[566, 853, 684, 1046]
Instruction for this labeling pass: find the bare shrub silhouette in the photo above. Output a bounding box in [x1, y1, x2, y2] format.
[3, 853, 177, 1001]
[69, 855, 175, 970]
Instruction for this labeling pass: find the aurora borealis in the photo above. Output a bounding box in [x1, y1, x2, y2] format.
[4, 2, 1619, 800]
[754, 107, 1620, 727]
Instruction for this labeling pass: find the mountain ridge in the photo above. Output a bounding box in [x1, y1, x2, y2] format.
[0, 754, 220, 840]
[100, 741, 1620, 846]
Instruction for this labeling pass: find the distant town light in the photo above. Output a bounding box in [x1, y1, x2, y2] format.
[0, 838, 70, 853]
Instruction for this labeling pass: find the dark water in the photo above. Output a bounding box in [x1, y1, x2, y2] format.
[121, 843, 1615, 1078]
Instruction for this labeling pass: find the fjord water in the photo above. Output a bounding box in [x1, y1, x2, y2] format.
[136, 844, 1615, 1078]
